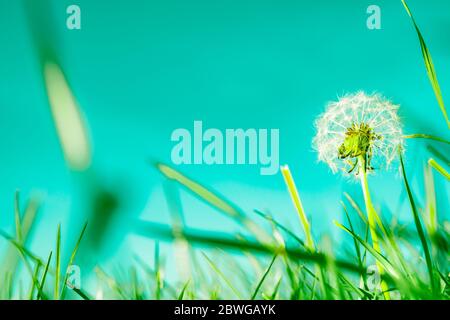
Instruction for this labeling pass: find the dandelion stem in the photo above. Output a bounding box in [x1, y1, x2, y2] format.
[280, 165, 315, 251]
[357, 156, 390, 300]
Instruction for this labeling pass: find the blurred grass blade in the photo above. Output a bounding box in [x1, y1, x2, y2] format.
[155, 241, 162, 300]
[156, 162, 242, 219]
[44, 62, 91, 170]
[428, 158, 450, 180]
[424, 164, 437, 233]
[154, 162, 270, 242]
[14, 191, 22, 242]
[1, 193, 40, 283]
[399, 153, 436, 293]
[136, 220, 364, 274]
[0, 231, 45, 265]
[402, 0, 450, 128]
[251, 254, 277, 300]
[341, 202, 367, 289]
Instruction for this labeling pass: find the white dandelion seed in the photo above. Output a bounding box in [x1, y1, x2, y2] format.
[312, 91, 404, 176]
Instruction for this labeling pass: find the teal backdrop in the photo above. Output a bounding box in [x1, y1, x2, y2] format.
[0, 0, 449, 285]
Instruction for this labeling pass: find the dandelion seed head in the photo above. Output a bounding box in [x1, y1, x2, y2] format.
[312, 91, 404, 176]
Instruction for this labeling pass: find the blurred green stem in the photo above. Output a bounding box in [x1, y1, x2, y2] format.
[358, 156, 390, 300]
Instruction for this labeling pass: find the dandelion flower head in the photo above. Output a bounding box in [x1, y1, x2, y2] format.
[313, 91, 404, 176]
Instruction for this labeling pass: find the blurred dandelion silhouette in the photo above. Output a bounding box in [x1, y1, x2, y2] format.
[313, 92, 404, 176]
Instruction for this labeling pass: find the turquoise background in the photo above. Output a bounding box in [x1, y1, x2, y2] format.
[0, 0, 449, 284]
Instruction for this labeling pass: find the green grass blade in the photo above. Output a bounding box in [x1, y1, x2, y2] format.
[155, 241, 162, 300]
[72, 288, 92, 300]
[254, 209, 305, 247]
[155, 162, 243, 219]
[154, 162, 270, 242]
[1, 193, 40, 283]
[251, 254, 277, 300]
[334, 220, 398, 279]
[61, 222, 88, 298]
[202, 252, 243, 299]
[402, 0, 450, 128]
[177, 280, 190, 300]
[404, 134, 450, 144]
[54, 224, 61, 299]
[269, 276, 282, 300]
[341, 202, 367, 289]
[280, 165, 315, 250]
[399, 153, 437, 293]
[428, 158, 450, 180]
[37, 251, 53, 300]
[28, 263, 41, 300]
[0, 231, 45, 265]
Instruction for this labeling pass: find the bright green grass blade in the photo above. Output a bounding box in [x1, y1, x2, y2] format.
[202, 252, 243, 299]
[54, 224, 61, 300]
[177, 280, 190, 300]
[37, 251, 53, 300]
[154, 162, 270, 242]
[334, 220, 398, 280]
[130, 266, 143, 300]
[280, 165, 315, 251]
[251, 254, 277, 300]
[399, 154, 437, 294]
[428, 158, 450, 180]
[269, 277, 282, 300]
[0, 231, 45, 266]
[155, 162, 243, 219]
[404, 134, 450, 144]
[61, 222, 88, 298]
[402, 0, 450, 128]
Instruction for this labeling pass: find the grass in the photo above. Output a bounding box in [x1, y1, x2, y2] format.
[0, 149, 448, 300]
[0, 0, 449, 300]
